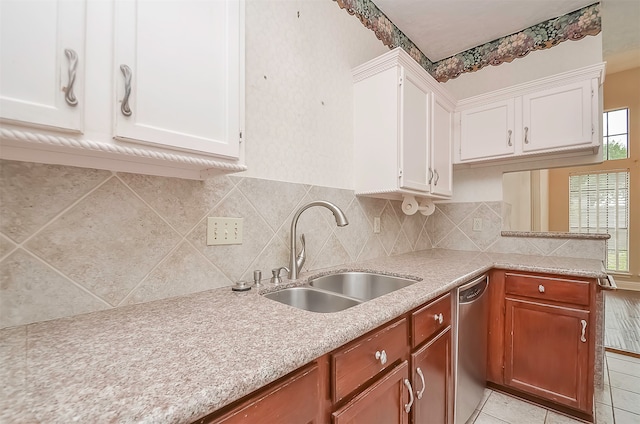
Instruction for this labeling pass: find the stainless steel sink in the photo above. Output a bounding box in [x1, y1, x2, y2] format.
[309, 272, 417, 301]
[263, 287, 361, 313]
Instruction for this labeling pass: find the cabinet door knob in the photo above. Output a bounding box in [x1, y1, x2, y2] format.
[507, 129, 512, 146]
[416, 367, 426, 400]
[120, 64, 133, 117]
[403, 378, 414, 413]
[524, 126, 530, 144]
[538, 284, 545, 293]
[63, 49, 78, 106]
[375, 350, 387, 365]
[434, 313, 444, 324]
[580, 319, 587, 343]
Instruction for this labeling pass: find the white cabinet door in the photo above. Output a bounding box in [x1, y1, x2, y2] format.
[113, 0, 242, 158]
[399, 70, 430, 193]
[459, 99, 515, 161]
[522, 80, 593, 153]
[0, 0, 85, 132]
[431, 96, 453, 197]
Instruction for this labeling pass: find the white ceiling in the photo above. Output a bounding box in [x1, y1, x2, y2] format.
[372, 0, 640, 72]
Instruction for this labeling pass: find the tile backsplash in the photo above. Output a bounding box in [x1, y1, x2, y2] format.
[0, 160, 605, 329]
[0, 159, 431, 328]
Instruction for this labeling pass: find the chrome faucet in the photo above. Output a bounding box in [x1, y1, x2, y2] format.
[289, 200, 349, 280]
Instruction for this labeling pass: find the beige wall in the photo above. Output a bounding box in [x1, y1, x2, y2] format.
[548, 67, 640, 286]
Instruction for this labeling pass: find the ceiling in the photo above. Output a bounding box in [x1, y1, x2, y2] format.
[372, 0, 640, 73]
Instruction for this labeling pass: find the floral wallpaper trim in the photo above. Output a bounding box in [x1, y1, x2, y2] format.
[333, 0, 435, 73]
[432, 3, 601, 82]
[334, 0, 601, 83]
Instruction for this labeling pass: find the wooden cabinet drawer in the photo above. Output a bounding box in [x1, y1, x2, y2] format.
[505, 273, 590, 306]
[206, 363, 319, 424]
[411, 293, 451, 348]
[332, 318, 408, 403]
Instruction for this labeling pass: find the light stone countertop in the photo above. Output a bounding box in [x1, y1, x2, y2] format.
[0, 249, 607, 424]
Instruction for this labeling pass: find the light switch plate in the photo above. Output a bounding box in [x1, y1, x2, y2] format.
[373, 217, 381, 233]
[472, 218, 483, 231]
[207, 217, 243, 245]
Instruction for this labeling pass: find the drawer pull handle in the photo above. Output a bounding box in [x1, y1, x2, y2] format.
[538, 284, 545, 293]
[404, 378, 414, 413]
[524, 126, 530, 144]
[375, 350, 387, 365]
[120, 64, 133, 117]
[416, 367, 426, 400]
[507, 129, 512, 146]
[428, 168, 433, 184]
[434, 313, 444, 324]
[63, 48, 78, 106]
[580, 320, 587, 343]
[434, 170, 440, 186]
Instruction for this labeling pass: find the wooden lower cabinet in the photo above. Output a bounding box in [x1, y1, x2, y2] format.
[489, 270, 596, 418]
[332, 361, 411, 424]
[411, 326, 453, 424]
[505, 298, 590, 410]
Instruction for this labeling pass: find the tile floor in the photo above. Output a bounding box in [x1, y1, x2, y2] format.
[470, 351, 640, 424]
[605, 290, 640, 355]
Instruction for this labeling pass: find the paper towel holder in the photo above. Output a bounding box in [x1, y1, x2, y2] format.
[401, 195, 436, 216]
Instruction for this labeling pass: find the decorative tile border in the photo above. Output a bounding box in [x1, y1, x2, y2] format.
[335, 0, 601, 82]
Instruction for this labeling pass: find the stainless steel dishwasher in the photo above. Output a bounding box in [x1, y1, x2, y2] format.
[454, 274, 489, 424]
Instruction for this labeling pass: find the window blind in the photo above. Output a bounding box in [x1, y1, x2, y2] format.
[569, 170, 629, 272]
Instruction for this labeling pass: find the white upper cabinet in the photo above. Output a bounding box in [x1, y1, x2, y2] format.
[459, 99, 515, 161]
[113, 0, 241, 158]
[0, 0, 245, 179]
[0, 0, 85, 132]
[454, 63, 604, 165]
[522, 79, 594, 153]
[353, 48, 456, 201]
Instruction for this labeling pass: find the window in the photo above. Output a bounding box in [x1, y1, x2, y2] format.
[603, 108, 629, 160]
[569, 171, 629, 272]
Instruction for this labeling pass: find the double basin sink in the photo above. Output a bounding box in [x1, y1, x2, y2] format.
[263, 272, 419, 313]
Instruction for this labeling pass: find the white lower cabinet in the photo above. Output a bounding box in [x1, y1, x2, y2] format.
[353, 48, 455, 202]
[0, 0, 245, 179]
[455, 63, 604, 164]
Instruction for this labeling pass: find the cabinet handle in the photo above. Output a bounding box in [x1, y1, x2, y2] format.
[120, 64, 133, 117]
[580, 320, 587, 343]
[63, 49, 78, 106]
[524, 126, 529, 144]
[434, 313, 443, 324]
[538, 284, 545, 293]
[434, 170, 440, 186]
[428, 168, 434, 184]
[404, 378, 414, 413]
[507, 129, 512, 146]
[416, 367, 426, 400]
[375, 350, 387, 365]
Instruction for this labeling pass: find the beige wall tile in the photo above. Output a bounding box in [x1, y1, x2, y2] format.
[357, 235, 387, 262]
[437, 202, 481, 225]
[401, 212, 427, 248]
[310, 234, 351, 271]
[122, 242, 232, 305]
[335, 201, 370, 261]
[378, 203, 402, 254]
[118, 172, 235, 236]
[427, 208, 456, 246]
[0, 160, 110, 243]
[25, 178, 182, 305]
[391, 231, 413, 256]
[0, 250, 108, 328]
[0, 234, 16, 259]
[436, 227, 480, 252]
[357, 196, 387, 228]
[240, 236, 289, 283]
[460, 203, 501, 250]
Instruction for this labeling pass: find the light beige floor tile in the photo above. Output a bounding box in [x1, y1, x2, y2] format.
[607, 357, 640, 378]
[614, 408, 640, 424]
[595, 402, 615, 424]
[481, 392, 547, 424]
[479, 388, 493, 409]
[606, 351, 640, 364]
[609, 370, 640, 394]
[611, 387, 640, 414]
[473, 412, 510, 424]
[468, 408, 481, 423]
[595, 384, 613, 406]
[544, 410, 585, 423]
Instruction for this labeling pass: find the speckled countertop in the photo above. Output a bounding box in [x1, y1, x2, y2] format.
[0, 249, 607, 424]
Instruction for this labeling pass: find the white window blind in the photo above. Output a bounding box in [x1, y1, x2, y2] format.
[569, 170, 629, 272]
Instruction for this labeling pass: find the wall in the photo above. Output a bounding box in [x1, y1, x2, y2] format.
[242, 0, 386, 188]
[548, 67, 640, 288]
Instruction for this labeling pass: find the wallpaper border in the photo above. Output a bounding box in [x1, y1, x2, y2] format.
[334, 0, 601, 82]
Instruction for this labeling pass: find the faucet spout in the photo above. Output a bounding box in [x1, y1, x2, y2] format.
[289, 200, 349, 280]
